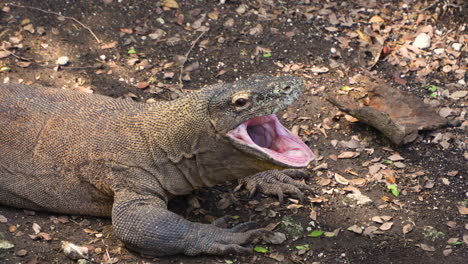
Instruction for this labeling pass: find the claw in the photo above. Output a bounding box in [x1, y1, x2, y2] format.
[229, 221, 258, 232]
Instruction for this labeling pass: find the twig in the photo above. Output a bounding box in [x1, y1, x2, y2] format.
[1, 47, 33, 61]
[8, 3, 101, 43]
[178, 31, 206, 88]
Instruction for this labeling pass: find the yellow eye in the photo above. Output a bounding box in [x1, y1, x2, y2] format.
[231, 92, 251, 110]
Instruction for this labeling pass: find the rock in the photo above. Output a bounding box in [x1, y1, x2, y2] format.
[412, 33, 431, 49]
[57, 56, 70, 66]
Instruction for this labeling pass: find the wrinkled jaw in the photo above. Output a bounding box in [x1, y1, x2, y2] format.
[227, 114, 315, 167]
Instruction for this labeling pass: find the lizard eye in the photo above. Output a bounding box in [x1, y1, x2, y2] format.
[282, 85, 292, 94]
[235, 98, 247, 107]
[231, 92, 252, 110]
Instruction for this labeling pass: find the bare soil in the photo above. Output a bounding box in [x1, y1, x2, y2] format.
[0, 1, 466, 264]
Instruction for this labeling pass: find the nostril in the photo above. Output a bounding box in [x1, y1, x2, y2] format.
[283, 86, 292, 93]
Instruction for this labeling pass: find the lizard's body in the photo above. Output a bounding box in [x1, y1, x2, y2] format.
[0, 76, 314, 255]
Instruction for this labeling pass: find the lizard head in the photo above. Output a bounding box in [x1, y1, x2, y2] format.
[208, 75, 314, 168]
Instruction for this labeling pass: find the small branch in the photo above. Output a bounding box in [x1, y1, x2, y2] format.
[1, 48, 33, 61]
[8, 4, 101, 43]
[178, 31, 206, 88]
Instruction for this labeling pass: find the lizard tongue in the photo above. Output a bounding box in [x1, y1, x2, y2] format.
[227, 114, 315, 167]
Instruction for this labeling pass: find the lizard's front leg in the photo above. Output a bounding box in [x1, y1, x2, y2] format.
[112, 191, 269, 256]
[240, 169, 313, 202]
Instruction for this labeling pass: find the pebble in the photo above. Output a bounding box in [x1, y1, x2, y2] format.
[57, 56, 70, 66]
[413, 33, 431, 49]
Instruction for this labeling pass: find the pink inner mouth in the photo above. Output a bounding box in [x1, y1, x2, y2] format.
[227, 114, 315, 167]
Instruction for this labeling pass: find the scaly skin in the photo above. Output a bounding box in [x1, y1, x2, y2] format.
[0, 75, 311, 256]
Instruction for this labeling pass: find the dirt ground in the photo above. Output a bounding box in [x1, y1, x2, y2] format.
[0, 0, 466, 263]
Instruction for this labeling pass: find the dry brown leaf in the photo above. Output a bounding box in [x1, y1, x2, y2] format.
[317, 177, 331, 186]
[417, 243, 435, 252]
[388, 153, 404, 161]
[338, 151, 360, 159]
[347, 224, 362, 234]
[32, 223, 41, 234]
[309, 209, 317, 221]
[403, 224, 413, 234]
[458, 206, 468, 215]
[39, 232, 52, 241]
[162, 0, 179, 9]
[17, 61, 32, 68]
[136, 82, 149, 89]
[349, 178, 366, 186]
[381, 195, 393, 202]
[334, 173, 349, 185]
[379, 222, 394, 231]
[207, 9, 219, 20]
[372, 216, 384, 224]
[0, 51, 11, 59]
[101, 41, 118, 49]
[369, 15, 384, 24]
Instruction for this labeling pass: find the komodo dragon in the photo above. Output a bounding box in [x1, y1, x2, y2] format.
[0, 75, 315, 256]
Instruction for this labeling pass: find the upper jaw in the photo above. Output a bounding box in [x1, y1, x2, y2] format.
[226, 114, 315, 168]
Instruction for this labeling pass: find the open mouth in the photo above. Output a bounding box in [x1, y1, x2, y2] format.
[227, 114, 315, 167]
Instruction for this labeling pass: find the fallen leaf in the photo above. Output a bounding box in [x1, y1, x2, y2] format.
[371, 216, 384, 224]
[32, 223, 41, 234]
[268, 253, 285, 262]
[388, 153, 404, 161]
[379, 222, 394, 231]
[349, 178, 366, 186]
[338, 151, 360, 159]
[162, 0, 179, 9]
[39, 232, 51, 241]
[101, 41, 118, 49]
[363, 226, 379, 237]
[0, 51, 11, 59]
[262, 232, 286, 244]
[458, 206, 468, 215]
[403, 224, 414, 234]
[334, 173, 349, 185]
[136, 82, 149, 89]
[17, 61, 32, 68]
[447, 171, 458, 177]
[417, 243, 435, 252]
[308, 230, 324, 238]
[61, 241, 89, 260]
[254, 246, 268, 253]
[449, 91, 467, 100]
[443, 249, 452, 256]
[16, 249, 27, 257]
[347, 225, 363, 234]
[446, 221, 456, 228]
[8, 225, 17, 232]
[0, 215, 7, 223]
[369, 15, 384, 24]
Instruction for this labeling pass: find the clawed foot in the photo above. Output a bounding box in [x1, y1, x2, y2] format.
[240, 169, 313, 202]
[185, 218, 270, 255]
